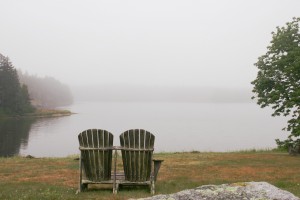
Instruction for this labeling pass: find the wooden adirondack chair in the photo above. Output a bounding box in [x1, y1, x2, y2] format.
[118, 129, 163, 194]
[78, 129, 115, 193]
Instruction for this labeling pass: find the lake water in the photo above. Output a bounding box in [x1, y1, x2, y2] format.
[0, 101, 288, 157]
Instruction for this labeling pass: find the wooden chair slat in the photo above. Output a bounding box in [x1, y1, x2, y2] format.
[91, 130, 97, 179]
[130, 130, 134, 180]
[82, 130, 92, 179]
[120, 133, 126, 180]
[139, 129, 145, 181]
[145, 131, 151, 180]
[134, 129, 140, 181]
[104, 130, 109, 179]
[108, 131, 113, 179]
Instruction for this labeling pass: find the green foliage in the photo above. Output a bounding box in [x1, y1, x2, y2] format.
[252, 17, 300, 149]
[0, 55, 34, 115]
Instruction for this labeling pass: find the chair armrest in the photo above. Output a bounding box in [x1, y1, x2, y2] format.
[152, 159, 164, 181]
[153, 159, 164, 162]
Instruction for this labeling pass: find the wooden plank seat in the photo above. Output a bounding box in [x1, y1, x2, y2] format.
[78, 129, 114, 192]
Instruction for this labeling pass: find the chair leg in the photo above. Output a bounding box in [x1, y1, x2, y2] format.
[113, 183, 119, 194]
[113, 185, 116, 194]
[113, 149, 118, 194]
[151, 181, 155, 195]
[79, 153, 83, 192]
[79, 153, 88, 192]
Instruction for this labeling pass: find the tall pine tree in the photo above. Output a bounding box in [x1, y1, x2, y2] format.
[0, 55, 34, 115]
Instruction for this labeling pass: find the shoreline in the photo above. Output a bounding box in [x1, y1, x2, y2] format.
[1, 148, 288, 159]
[0, 109, 74, 119]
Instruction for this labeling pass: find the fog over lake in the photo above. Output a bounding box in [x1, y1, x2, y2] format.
[0, 97, 287, 157]
[0, 82, 290, 157]
[0, 1, 298, 157]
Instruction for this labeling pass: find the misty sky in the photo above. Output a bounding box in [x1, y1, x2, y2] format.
[1, 0, 300, 89]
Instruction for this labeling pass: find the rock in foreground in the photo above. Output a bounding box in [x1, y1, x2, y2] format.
[135, 182, 299, 200]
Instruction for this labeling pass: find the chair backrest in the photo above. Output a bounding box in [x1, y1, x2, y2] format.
[78, 129, 113, 182]
[120, 129, 155, 182]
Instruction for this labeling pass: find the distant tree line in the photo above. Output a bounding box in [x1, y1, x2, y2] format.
[18, 70, 73, 108]
[0, 53, 73, 115]
[0, 54, 34, 115]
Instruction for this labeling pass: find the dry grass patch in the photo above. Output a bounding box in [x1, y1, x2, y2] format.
[0, 157, 78, 187]
[154, 152, 300, 189]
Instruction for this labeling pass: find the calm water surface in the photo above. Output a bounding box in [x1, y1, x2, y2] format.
[0, 101, 288, 157]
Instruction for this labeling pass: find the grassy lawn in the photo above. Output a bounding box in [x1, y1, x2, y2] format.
[0, 151, 299, 199]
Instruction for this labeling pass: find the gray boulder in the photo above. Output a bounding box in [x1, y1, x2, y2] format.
[133, 182, 299, 200]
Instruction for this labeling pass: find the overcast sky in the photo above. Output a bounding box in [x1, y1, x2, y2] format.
[1, 0, 299, 88]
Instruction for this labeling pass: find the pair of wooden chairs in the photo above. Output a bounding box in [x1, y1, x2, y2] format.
[78, 129, 163, 194]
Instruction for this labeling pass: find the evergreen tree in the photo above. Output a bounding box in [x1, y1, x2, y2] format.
[0, 55, 34, 115]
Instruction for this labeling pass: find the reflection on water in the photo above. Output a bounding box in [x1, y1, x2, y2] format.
[0, 102, 289, 157]
[0, 118, 36, 157]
